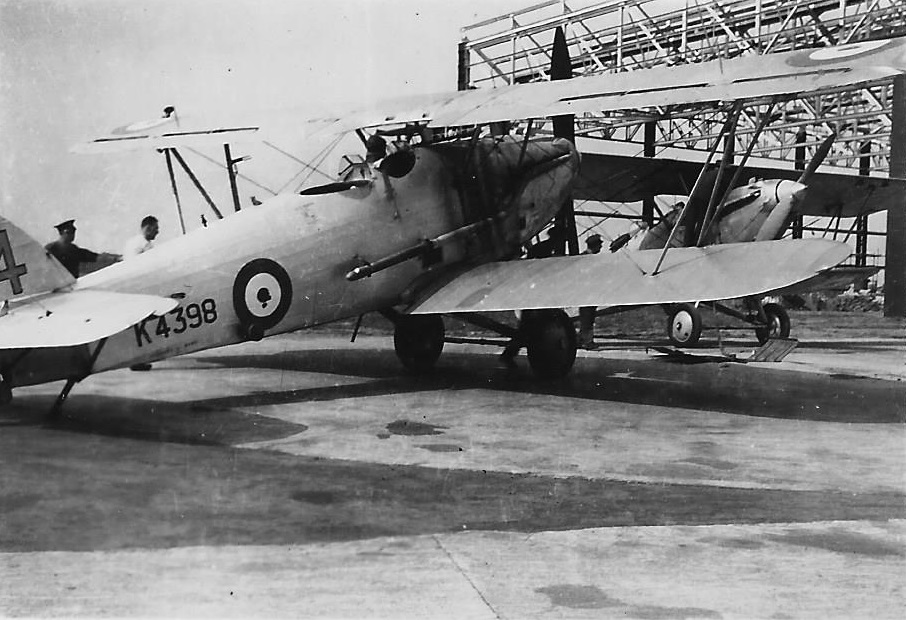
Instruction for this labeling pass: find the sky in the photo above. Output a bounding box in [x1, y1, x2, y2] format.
[0, 0, 531, 250]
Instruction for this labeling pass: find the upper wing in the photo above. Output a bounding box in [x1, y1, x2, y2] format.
[407, 238, 850, 314]
[75, 37, 906, 153]
[574, 151, 906, 217]
[0, 290, 177, 349]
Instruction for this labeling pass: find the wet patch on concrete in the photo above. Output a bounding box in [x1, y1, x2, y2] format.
[681, 457, 739, 471]
[766, 528, 906, 557]
[535, 585, 722, 619]
[386, 419, 446, 436]
[418, 443, 463, 453]
[625, 604, 722, 619]
[291, 490, 336, 505]
[536, 584, 618, 609]
[699, 535, 766, 550]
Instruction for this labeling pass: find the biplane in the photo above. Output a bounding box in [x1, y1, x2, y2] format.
[1, 35, 904, 414]
[582, 129, 890, 346]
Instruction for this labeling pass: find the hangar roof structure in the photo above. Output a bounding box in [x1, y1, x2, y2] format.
[457, 0, 906, 316]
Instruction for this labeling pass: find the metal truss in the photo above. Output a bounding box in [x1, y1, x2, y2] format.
[459, 0, 906, 273]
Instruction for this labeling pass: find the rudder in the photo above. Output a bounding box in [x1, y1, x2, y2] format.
[0, 215, 75, 302]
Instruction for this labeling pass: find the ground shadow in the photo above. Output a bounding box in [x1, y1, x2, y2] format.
[0, 423, 903, 553]
[195, 347, 906, 424]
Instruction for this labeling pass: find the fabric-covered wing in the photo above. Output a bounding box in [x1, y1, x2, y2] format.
[0, 290, 178, 349]
[76, 38, 906, 153]
[305, 37, 906, 137]
[574, 151, 906, 217]
[408, 239, 850, 314]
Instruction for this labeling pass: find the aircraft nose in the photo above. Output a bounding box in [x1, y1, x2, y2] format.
[518, 137, 580, 176]
[778, 180, 808, 204]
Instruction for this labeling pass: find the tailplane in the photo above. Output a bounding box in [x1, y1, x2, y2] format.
[0, 215, 75, 303]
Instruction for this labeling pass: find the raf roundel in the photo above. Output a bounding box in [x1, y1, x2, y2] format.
[786, 39, 896, 67]
[232, 258, 293, 331]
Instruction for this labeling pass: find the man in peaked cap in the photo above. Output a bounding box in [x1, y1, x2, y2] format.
[45, 219, 121, 278]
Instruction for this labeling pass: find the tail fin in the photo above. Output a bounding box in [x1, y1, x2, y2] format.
[0, 215, 75, 303]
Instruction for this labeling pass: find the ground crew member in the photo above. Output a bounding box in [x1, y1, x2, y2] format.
[45, 220, 121, 278]
[578, 233, 603, 348]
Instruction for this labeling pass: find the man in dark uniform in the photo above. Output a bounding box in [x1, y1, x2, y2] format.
[45, 220, 120, 278]
[578, 233, 603, 348]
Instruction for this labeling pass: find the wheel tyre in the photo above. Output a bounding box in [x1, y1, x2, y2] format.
[754, 302, 790, 345]
[525, 309, 577, 380]
[666, 303, 702, 347]
[393, 314, 445, 373]
[0, 381, 12, 407]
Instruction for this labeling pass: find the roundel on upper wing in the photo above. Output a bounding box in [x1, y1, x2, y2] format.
[111, 116, 176, 135]
[232, 258, 293, 330]
[786, 39, 898, 67]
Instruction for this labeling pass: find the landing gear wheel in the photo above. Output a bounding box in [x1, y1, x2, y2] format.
[393, 314, 445, 373]
[754, 302, 790, 345]
[666, 303, 702, 347]
[524, 309, 577, 380]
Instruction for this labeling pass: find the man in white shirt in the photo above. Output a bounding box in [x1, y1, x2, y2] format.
[123, 215, 160, 371]
[123, 215, 159, 258]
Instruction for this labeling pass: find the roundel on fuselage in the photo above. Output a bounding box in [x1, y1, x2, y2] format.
[232, 258, 293, 330]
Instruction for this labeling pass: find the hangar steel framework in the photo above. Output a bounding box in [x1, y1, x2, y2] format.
[458, 0, 906, 316]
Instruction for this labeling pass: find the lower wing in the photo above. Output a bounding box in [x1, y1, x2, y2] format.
[407, 239, 850, 314]
[0, 290, 178, 349]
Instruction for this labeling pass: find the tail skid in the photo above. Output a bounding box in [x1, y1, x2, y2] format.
[0, 215, 75, 303]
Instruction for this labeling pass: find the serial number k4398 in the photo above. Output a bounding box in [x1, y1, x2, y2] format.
[133, 299, 218, 347]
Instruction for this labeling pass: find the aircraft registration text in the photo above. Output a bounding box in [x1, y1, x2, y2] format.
[133, 298, 218, 347]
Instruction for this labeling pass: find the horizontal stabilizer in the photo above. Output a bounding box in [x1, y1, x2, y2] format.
[0, 215, 75, 302]
[772, 264, 880, 296]
[0, 290, 178, 349]
[408, 239, 850, 314]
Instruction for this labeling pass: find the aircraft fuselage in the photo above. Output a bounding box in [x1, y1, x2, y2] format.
[6, 137, 579, 388]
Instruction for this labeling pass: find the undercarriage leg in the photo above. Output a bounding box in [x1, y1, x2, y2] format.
[48, 378, 78, 419]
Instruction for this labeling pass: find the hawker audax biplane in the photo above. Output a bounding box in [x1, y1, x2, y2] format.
[582, 126, 896, 346]
[1, 36, 904, 414]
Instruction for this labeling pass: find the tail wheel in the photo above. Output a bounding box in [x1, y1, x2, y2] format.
[754, 302, 790, 345]
[393, 314, 445, 373]
[524, 309, 577, 379]
[666, 303, 702, 347]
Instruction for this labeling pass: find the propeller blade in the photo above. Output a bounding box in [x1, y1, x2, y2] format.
[550, 26, 578, 255]
[797, 133, 836, 185]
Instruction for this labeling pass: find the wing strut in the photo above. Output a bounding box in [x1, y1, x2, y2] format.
[699, 98, 779, 242]
[697, 102, 742, 246]
[652, 108, 738, 275]
[164, 149, 188, 235]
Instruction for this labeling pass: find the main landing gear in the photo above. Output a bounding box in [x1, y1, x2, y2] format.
[666, 303, 703, 347]
[663, 300, 790, 347]
[388, 309, 578, 379]
[391, 314, 445, 373]
[521, 309, 577, 379]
